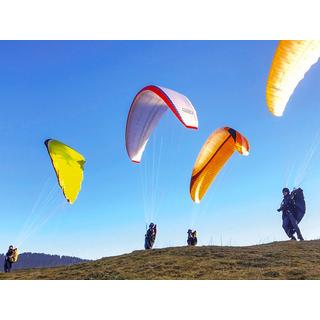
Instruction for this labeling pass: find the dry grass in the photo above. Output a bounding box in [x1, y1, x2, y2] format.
[1, 240, 320, 280]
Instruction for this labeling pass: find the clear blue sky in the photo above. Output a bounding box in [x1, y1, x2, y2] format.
[1, 41, 320, 259]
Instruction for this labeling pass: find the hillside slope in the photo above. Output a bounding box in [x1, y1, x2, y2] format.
[1, 240, 320, 280]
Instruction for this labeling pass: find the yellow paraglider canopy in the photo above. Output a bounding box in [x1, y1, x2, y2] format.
[45, 139, 86, 204]
[266, 40, 320, 117]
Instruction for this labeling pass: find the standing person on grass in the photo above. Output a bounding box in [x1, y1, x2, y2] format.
[277, 188, 304, 241]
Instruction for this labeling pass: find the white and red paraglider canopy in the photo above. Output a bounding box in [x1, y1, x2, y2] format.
[125, 85, 198, 163]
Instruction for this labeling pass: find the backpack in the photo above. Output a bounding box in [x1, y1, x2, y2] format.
[291, 188, 306, 217]
[10, 248, 19, 263]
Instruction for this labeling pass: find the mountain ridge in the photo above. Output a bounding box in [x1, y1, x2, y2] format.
[0, 252, 89, 271]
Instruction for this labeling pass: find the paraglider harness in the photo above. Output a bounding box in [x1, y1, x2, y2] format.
[291, 188, 306, 223]
[10, 248, 19, 263]
[145, 224, 157, 250]
[187, 230, 198, 246]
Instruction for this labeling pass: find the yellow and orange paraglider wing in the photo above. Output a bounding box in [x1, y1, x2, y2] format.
[45, 139, 85, 204]
[266, 40, 320, 117]
[190, 128, 249, 203]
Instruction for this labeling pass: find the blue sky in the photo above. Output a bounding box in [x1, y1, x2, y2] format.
[1, 41, 320, 259]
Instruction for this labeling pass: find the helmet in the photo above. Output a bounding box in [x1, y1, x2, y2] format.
[9, 245, 13, 250]
[282, 187, 290, 194]
[149, 223, 154, 228]
[188, 229, 192, 233]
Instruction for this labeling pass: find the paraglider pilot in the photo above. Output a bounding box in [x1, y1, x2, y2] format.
[4, 245, 14, 273]
[277, 188, 304, 241]
[187, 229, 198, 246]
[145, 223, 157, 250]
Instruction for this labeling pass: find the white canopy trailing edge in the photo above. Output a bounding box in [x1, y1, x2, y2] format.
[125, 85, 199, 163]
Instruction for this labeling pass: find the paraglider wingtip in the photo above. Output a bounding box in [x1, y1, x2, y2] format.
[44, 139, 51, 146]
[186, 125, 198, 130]
[190, 192, 200, 204]
[270, 109, 283, 117]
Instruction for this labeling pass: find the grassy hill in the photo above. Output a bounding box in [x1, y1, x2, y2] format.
[1, 240, 320, 279]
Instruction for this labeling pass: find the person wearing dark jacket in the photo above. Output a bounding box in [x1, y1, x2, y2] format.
[4, 245, 14, 273]
[187, 229, 198, 246]
[145, 223, 157, 249]
[277, 188, 304, 241]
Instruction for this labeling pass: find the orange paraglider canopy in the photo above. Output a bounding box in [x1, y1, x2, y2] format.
[190, 127, 249, 203]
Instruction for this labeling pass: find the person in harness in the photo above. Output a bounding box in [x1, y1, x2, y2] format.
[277, 188, 304, 241]
[187, 229, 198, 246]
[4, 245, 18, 273]
[145, 223, 157, 250]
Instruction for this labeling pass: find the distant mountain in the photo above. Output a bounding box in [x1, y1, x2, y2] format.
[0, 252, 89, 271]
